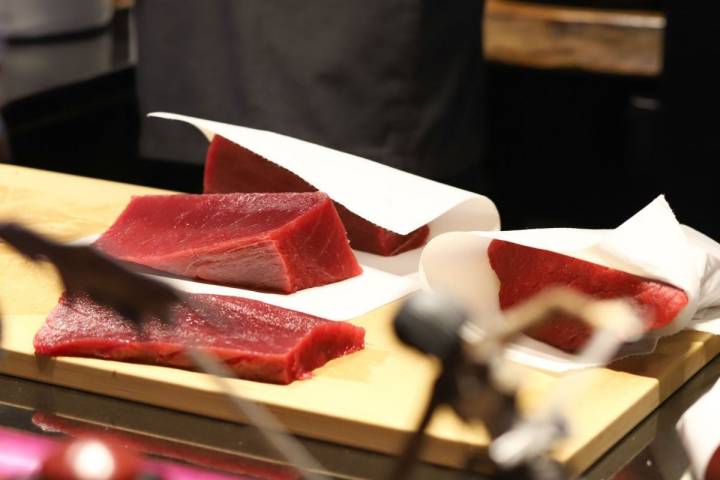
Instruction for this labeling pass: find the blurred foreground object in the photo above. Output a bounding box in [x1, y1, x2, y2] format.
[41, 436, 141, 480]
[0, 0, 113, 40]
[391, 288, 643, 479]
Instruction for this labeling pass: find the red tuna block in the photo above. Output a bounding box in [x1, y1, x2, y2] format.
[34, 293, 366, 385]
[204, 135, 430, 256]
[487, 239, 688, 353]
[94, 192, 362, 293]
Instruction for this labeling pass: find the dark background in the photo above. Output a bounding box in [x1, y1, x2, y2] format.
[2, 1, 717, 239]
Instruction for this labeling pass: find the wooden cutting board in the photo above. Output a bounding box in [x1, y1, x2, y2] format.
[1, 164, 718, 478]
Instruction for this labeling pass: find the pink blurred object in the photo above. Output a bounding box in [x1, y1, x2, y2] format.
[0, 426, 246, 479]
[0, 428, 55, 477]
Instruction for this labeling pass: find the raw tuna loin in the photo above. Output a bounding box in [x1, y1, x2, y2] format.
[204, 135, 430, 256]
[487, 239, 689, 353]
[34, 293, 365, 385]
[94, 192, 362, 293]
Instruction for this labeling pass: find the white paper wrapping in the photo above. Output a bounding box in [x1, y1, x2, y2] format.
[149, 112, 500, 275]
[143, 265, 420, 322]
[420, 196, 720, 371]
[75, 235, 419, 321]
[677, 377, 720, 480]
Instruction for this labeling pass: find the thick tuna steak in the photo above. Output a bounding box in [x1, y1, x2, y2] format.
[204, 135, 430, 256]
[487, 239, 688, 353]
[34, 293, 366, 385]
[94, 192, 362, 293]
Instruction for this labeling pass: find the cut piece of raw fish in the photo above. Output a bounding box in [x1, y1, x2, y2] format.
[94, 192, 362, 293]
[204, 135, 430, 256]
[34, 292, 366, 385]
[487, 239, 689, 353]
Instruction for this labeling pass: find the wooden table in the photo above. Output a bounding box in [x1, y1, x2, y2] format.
[1, 164, 718, 478]
[485, 0, 665, 76]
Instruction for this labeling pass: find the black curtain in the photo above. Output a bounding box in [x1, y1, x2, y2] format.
[659, 1, 720, 239]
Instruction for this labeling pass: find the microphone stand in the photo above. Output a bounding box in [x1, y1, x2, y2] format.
[390, 289, 643, 480]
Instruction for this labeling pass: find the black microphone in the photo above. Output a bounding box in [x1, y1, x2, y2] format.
[392, 291, 469, 366]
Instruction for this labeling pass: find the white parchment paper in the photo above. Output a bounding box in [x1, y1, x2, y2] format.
[420, 196, 720, 371]
[77, 234, 418, 321]
[149, 266, 420, 322]
[149, 112, 500, 275]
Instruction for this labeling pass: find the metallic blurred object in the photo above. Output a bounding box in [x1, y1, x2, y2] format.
[391, 288, 643, 479]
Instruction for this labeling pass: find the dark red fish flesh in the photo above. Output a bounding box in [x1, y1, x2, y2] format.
[34, 293, 366, 384]
[487, 239, 689, 353]
[94, 192, 362, 293]
[204, 135, 430, 256]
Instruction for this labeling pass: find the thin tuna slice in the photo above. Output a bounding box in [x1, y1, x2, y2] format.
[204, 135, 430, 256]
[487, 239, 689, 353]
[94, 192, 362, 293]
[34, 293, 366, 385]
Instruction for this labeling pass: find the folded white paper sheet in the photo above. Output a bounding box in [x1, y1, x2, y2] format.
[77, 234, 418, 321]
[83, 113, 500, 320]
[420, 196, 720, 371]
[149, 112, 500, 275]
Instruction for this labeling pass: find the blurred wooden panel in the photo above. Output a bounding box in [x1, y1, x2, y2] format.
[485, 0, 665, 76]
[113, 0, 134, 9]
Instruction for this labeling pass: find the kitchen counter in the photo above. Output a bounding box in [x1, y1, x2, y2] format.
[2, 351, 717, 479]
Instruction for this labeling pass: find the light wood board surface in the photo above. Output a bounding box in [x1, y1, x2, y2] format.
[485, 0, 664, 76]
[1, 164, 718, 477]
